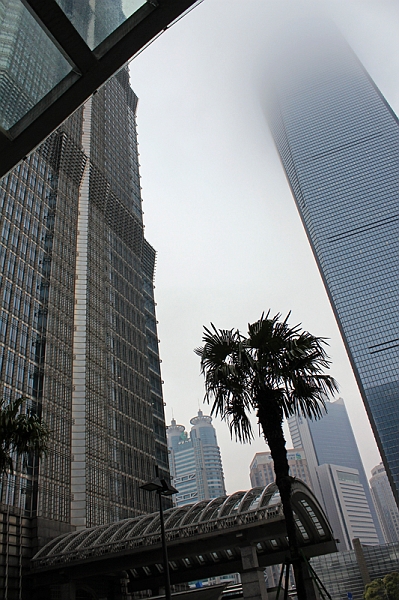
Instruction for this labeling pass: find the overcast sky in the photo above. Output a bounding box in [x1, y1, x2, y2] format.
[128, 0, 399, 494]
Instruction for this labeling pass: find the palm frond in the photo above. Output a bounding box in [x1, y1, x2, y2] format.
[0, 397, 50, 473]
[196, 324, 255, 443]
[196, 312, 337, 445]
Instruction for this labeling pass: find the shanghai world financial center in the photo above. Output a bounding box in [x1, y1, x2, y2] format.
[269, 15, 399, 503]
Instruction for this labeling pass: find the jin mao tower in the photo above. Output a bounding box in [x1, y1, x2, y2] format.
[0, 2, 168, 594]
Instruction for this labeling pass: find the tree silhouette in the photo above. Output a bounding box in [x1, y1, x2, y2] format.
[0, 397, 49, 474]
[195, 311, 338, 600]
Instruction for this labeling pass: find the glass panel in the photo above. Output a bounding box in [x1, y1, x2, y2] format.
[247, 492, 262, 512]
[180, 502, 208, 526]
[56, 0, 147, 50]
[268, 490, 281, 507]
[199, 497, 225, 522]
[300, 499, 325, 536]
[337, 470, 360, 484]
[0, 0, 72, 130]
[294, 511, 309, 540]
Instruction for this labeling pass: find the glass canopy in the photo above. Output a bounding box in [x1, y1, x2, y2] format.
[0, 0, 200, 178]
[55, 0, 147, 50]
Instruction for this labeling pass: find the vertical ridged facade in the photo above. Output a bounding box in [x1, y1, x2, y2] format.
[0, 65, 168, 600]
[0, 3, 169, 595]
[268, 16, 399, 505]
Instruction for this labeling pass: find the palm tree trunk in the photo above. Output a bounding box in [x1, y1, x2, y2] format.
[257, 401, 310, 600]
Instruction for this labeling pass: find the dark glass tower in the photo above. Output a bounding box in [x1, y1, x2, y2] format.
[268, 13, 399, 505]
[0, 55, 168, 600]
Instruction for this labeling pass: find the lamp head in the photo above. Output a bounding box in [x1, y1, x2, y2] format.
[140, 477, 164, 492]
[161, 480, 179, 496]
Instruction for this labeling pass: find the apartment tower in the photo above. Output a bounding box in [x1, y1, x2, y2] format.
[249, 449, 313, 490]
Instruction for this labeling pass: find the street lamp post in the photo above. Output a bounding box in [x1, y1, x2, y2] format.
[140, 467, 178, 600]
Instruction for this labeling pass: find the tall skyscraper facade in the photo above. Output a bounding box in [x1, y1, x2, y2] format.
[288, 398, 383, 544]
[0, 66, 168, 596]
[370, 463, 399, 544]
[268, 11, 399, 504]
[167, 411, 226, 506]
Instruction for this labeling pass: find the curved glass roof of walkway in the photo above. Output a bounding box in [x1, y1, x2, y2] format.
[0, 0, 200, 179]
[32, 481, 336, 584]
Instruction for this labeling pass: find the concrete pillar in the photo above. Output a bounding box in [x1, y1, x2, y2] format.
[353, 538, 371, 586]
[60, 582, 76, 600]
[113, 571, 132, 600]
[299, 562, 320, 600]
[240, 546, 268, 600]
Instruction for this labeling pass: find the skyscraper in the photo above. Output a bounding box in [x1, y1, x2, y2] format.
[249, 449, 313, 490]
[167, 410, 226, 506]
[288, 398, 383, 544]
[0, 66, 167, 597]
[370, 463, 399, 544]
[268, 10, 399, 504]
[316, 464, 379, 550]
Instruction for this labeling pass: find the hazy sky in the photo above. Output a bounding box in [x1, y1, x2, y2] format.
[128, 0, 399, 494]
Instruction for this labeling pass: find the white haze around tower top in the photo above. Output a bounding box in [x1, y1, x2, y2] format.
[128, 0, 399, 494]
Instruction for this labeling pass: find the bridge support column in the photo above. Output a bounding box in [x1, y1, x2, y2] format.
[240, 546, 268, 600]
[59, 581, 76, 600]
[296, 560, 320, 600]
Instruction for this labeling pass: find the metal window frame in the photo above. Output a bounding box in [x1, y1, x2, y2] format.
[0, 0, 200, 178]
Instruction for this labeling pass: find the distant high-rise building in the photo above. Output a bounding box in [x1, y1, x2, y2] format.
[370, 463, 399, 544]
[288, 398, 383, 544]
[0, 56, 167, 600]
[167, 410, 226, 506]
[249, 449, 312, 489]
[316, 464, 379, 550]
[268, 9, 399, 504]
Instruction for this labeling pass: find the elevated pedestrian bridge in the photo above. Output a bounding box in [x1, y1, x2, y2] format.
[30, 481, 336, 596]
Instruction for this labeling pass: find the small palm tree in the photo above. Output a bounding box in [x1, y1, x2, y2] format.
[0, 396, 49, 474]
[195, 311, 338, 600]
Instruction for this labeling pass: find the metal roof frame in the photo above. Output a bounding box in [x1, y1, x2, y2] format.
[30, 482, 337, 591]
[0, 0, 201, 179]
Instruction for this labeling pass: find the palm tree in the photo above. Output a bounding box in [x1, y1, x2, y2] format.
[195, 311, 338, 600]
[0, 396, 49, 474]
